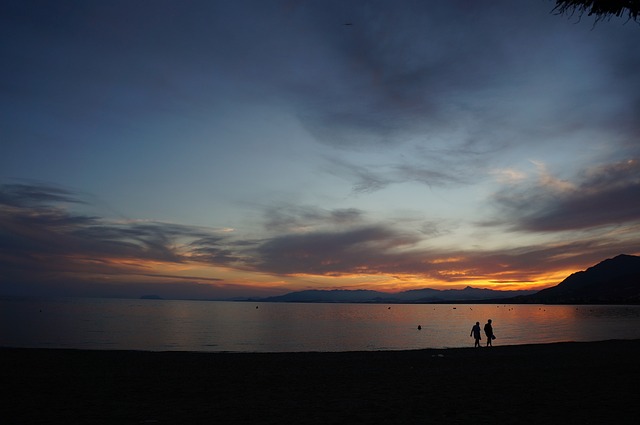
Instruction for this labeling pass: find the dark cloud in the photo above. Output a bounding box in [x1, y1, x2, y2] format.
[263, 204, 365, 232]
[395, 163, 469, 188]
[322, 156, 393, 193]
[0, 183, 239, 290]
[325, 154, 473, 194]
[252, 225, 420, 275]
[290, 2, 501, 148]
[0, 183, 82, 207]
[491, 159, 640, 232]
[188, 236, 242, 265]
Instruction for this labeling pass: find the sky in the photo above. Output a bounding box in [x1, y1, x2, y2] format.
[1, 0, 639, 300]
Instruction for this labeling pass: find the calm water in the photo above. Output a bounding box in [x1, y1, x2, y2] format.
[2, 297, 640, 352]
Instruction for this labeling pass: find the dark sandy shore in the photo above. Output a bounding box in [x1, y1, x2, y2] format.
[2, 339, 639, 424]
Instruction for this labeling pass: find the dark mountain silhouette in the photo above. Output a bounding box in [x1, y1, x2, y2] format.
[262, 289, 385, 303]
[392, 286, 536, 303]
[259, 286, 536, 304]
[507, 254, 640, 305]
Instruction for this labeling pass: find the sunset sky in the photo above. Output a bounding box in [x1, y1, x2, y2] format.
[1, 0, 639, 300]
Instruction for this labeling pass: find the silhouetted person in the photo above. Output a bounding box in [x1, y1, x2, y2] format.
[484, 319, 494, 347]
[470, 321, 482, 347]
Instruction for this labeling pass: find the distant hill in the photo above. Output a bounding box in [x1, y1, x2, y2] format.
[507, 254, 640, 305]
[259, 286, 536, 304]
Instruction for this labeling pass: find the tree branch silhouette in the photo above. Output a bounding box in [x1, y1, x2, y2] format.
[553, 0, 640, 23]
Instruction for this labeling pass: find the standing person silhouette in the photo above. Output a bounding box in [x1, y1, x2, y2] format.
[470, 321, 482, 347]
[484, 319, 494, 347]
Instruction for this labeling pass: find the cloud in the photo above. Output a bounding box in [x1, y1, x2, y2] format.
[187, 236, 243, 265]
[262, 203, 366, 232]
[289, 2, 509, 149]
[532, 161, 576, 193]
[0, 183, 238, 288]
[0, 182, 83, 207]
[252, 224, 420, 275]
[491, 168, 527, 184]
[491, 159, 640, 232]
[324, 148, 488, 194]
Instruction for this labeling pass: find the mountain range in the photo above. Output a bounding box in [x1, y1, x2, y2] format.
[255, 254, 640, 305]
[260, 286, 536, 303]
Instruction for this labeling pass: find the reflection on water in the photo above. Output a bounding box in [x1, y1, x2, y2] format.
[1, 297, 639, 352]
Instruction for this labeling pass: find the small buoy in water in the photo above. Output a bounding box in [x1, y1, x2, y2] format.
[256, 306, 259, 309]
[418, 325, 422, 330]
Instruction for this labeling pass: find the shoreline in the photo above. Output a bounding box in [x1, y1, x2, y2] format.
[2, 336, 640, 354]
[3, 339, 640, 424]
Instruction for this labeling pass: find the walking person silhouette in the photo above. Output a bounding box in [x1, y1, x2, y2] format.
[470, 321, 482, 347]
[484, 319, 495, 347]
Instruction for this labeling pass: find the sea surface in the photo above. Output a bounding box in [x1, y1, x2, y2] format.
[2, 297, 640, 352]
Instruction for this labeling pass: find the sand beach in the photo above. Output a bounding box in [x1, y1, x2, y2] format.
[2, 339, 639, 424]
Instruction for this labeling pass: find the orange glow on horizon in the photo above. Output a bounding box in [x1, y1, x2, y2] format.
[57, 253, 585, 296]
[277, 270, 563, 293]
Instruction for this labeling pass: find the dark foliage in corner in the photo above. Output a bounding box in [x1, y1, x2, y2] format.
[553, 0, 640, 22]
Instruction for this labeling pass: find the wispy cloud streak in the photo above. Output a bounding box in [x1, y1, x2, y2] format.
[492, 159, 640, 232]
[0, 183, 235, 285]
